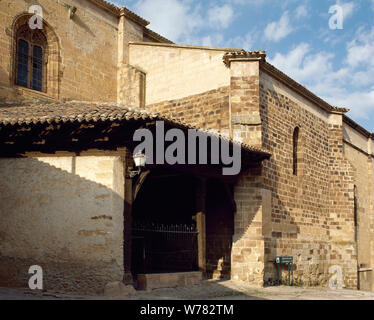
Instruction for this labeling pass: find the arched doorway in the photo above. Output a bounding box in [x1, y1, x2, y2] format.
[131, 168, 199, 276]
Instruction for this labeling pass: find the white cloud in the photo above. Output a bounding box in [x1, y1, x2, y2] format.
[337, 1, 356, 20]
[346, 27, 374, 68]
[133, 0, 203, 42]
[269, 43, 334, 83]
[200, 33, 224, 47]
[295, 5, 308, 19]
[324, 89, 374, 118]
[129, 0, 236, 44]
[227, 31, 255, 50]
[269, 27, 374, 119]
[207, 5, 234, 29]
[264, 12, 293, 42]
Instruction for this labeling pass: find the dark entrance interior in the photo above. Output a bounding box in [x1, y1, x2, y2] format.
[131, 169, 198, 275]
[131, 169, 235, 280]
[206, 178, 235, 279]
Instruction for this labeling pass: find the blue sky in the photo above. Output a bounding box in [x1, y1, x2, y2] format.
[110, 0, 374, 132]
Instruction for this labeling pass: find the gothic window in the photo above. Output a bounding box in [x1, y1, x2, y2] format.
[293, 127, 299, 176]
[15, 24, 47, 92]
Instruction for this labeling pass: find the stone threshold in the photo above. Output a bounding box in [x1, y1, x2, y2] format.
[136, 271, 202, 291]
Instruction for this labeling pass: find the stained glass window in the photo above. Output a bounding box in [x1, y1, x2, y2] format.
[16, 39, 29, 88]
[32, 45, 43, 91]
[15, 25, 46, 92]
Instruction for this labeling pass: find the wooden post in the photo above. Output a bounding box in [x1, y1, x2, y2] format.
[195, 178, 207, 274]
[123, 152, 134, 285]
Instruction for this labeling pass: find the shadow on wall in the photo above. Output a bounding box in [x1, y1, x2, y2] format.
[0, 66, 9, 86]
[0, 156, 124, 294]
[231, 162, 300, 286]
[71, 14, 96, 38]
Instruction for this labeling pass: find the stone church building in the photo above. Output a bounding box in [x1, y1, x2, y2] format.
[0, 0, 373, 293]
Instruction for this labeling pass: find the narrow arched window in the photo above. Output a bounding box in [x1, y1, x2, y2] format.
[293, 127, 299, 176]
[354, 185, 358, 227]
[15, 24, 47, 92]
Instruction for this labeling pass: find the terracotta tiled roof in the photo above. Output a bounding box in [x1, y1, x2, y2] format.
[0, 101, 270, 156]
[86, 1, 171, 43]
[0, 101, 156, 125]
[120, 6, 150, 27]
[87, 1, 150, 26]
[88, 0, 120, 15]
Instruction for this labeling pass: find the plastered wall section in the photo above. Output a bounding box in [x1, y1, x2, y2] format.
[343, 124, 370, 153]
[129, 43, 232, 105]
[0, 154, 125, 293]
[0, 0, 118, 102]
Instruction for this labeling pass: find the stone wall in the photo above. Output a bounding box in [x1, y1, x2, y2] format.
[147, 87, 230, 133]
[327, 119, 357, 288]
[344, 143, 373, 290]
[259, 71, 357, 288]
[129, 43, 232, 105]
[343, 125, 374, 291]
[0, 0, 121, 102]
[231, 167, 266, 286]
[0, 152, 126, 293]
[230, 59, 262, 148]
[118, 64, 146, 107]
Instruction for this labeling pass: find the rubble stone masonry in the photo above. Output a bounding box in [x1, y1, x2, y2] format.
[147, 87, 230, 133]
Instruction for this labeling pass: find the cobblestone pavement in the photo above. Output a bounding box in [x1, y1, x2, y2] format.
[1, 280, 374, 300]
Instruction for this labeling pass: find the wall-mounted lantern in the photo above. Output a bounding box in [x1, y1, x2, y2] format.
[128, 151, 146, 178]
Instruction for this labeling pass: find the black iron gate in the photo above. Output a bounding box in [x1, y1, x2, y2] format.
[131, 221, 198, 274]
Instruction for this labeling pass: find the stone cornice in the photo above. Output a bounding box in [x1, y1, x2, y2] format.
[129, 42, 241, 52]
[223, 50, 267, 67]
[260, 61, 349, 115]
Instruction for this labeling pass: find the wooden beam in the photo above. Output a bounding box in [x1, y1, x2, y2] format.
[194, 177, 207, 275]
[123, 151, 134, 285]
[134, 170, 150, 201]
